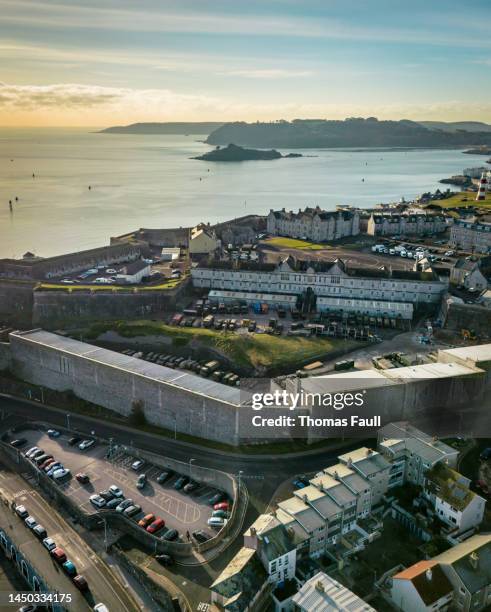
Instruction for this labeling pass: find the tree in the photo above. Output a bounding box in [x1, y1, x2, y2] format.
[129, 399, 146, 427]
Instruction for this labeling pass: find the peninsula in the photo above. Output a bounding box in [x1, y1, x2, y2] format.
[193, 143, 303, 162]
[100, 122, 223, 135]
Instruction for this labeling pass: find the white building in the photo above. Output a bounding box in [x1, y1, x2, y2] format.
[424, 464, 486, 536]
[390, 561, 454, 612]
[160, 247, 180, 261]
[450, 258, 488, 290]
[114, 260, 151, 284]
[192, 257, 448, 321]
[367, 213, 447, 237]
[292, 572, 375, 611]
[377, 422, 459, 488]
[267, 206, 360, 242]
[189, 224, 219, 255]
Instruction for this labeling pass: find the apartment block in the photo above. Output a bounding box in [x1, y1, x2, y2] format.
[367, 213, 447, 237]
[449, 219, 491, 254]
[267, 206, 360, 242]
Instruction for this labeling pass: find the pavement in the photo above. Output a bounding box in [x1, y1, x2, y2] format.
[0, 458, 139, 611]
[16, 429, 215, 541]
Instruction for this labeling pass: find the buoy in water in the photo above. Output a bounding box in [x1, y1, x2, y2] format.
[88, 185, 91, 190]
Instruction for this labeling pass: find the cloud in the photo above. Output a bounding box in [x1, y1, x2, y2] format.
[220, 68, 315, 79]
[0, 83, 122, 110]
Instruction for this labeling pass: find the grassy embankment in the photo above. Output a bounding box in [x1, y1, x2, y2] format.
[433, 190, 491, 209]
[85, 320, 359, 372]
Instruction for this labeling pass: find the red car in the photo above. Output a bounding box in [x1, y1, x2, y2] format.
[50, 547, 67, 564]
[73, 575, 89, 592]
[214, 502, 230, 511]
[76, 472, 90, 484]
[39, 456, 54, 470]
[146, 518, 165, 534]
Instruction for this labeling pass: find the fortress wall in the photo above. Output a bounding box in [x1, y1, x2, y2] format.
[32, 281, 190, 329]
[0, 280, 34, 327]
[9, 333, 240, 445]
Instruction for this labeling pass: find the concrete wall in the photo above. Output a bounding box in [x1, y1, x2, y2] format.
[442, 299, 491, 337]
[0, 280, 34, 326]
[0, 343, 11, 371]
[9, 333, 241, 445]
[32, 282, 190, 329]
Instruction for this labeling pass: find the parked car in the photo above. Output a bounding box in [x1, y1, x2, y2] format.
[131, 459, 145, 471]
[476, 479, 490, 495]
[292, 479, 307, 489]
[94, 604, 109, 612]
[155, 554, 174, 566]
[89, 495, 106, 509]
[24, 516, 37, 529]
[79, 439, 95, 451]
[68, 436, 81, 446]
[47, 429, 61, 438]
[208, 492, 226, 506]
[174, 476, 189, 490]
[124, 504, 141, 517]
[73, 574, 89, 592]
[108, 485, 123, 498]
[105, 497, 122, 510]
[146, 517, 165, 534]
[99, 490, 114, 501]
[207, 517, 227, 528]
[480, 448, 491, 461]
[33, 453, 49, 466]
[15, 505, 29, 519]
[33, 524, 47, 539]
[136, 474, 147, 489]
[213, 502, 230, 511]
[39, 456, 55, 470]
[212, 510, 228, 519]
[53, 468, 71, 481]
[116, 499, 133, 513]
[138, 513, 155, 528]
[10, 438, 27, 448]
[30, 449, 46, 461]
[25, 446, 40, 458]
[42, 537, 56, 551]
[76, 472, 90, 484]
[50, 547, 67, 564]
[62, 560, 77, 577]
[46, 462, 63, 475]
[183, 481, 199, 494]
[162, 528, 178, 541]
[157, 471, 172, 484]
[192, 530, 211, 543]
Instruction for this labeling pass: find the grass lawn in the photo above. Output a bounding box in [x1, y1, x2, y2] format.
[38, 276, 185, 292]
[85, 319, 358, 372]
[264, 236, 330, 250]
[433, 190, 491, 209]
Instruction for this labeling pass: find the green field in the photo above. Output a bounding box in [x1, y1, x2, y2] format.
[264, 236, 330, 250]
[85, 320, 358, 373]
[433, 190, 491, 209]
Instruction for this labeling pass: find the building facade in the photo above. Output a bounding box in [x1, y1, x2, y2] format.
[192, 257, 448, 320]
[367, 213, 447, 237]
[450, 259, 488, 290]
[449, 219, 491, 254]
[267, 207, 360, 242]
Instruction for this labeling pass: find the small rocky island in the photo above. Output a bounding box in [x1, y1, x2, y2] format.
[463, 146, 491, 155]
[193, 143, 303, 162]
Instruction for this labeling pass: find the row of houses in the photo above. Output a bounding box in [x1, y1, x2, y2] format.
[211, 422, 482, 611]
[266, 206, 360, 242]
[191, 256, 448, 320]
[367, 212, 448, 237]
[449, 218, 491, 254]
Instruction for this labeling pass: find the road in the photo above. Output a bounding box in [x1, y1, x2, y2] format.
[0, 456, 140, 611]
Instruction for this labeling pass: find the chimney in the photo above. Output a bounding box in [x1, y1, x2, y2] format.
[347, 458, 352, 468]
[303, 494, 308, 503]
[333, 471, 339, 481]
[470, 551, 479, 569]
[250, 527, 256, 536]
[366, 448, 373, 456]
[426, 568, 433, 581]
[315, 580, 325, 593]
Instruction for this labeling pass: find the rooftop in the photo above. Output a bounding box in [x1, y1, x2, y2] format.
[434, 534, 491, 594]
[393, 561, 453, 605]
[425, 463, 476, 511]
[10, 330, 246, 406]
[292, 571, 375, 612]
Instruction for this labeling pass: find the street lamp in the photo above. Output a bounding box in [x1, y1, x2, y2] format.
[66, 414, 71, 430]
[189, 458, 195, 479]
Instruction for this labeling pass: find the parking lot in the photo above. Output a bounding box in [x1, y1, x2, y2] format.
[16, 429, 222, 542]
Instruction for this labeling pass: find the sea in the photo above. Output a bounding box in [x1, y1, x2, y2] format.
[0, 127, 486, 258]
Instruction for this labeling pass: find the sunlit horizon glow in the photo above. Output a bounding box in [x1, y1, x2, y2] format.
[1, 0, 491, 127]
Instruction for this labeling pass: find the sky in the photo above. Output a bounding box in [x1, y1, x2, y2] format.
[1, 0, 491, 127]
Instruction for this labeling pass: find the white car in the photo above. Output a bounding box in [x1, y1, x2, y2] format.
[445, 250, 455, 257]
[131, 459, 145, 471]
[42, 537, 56, 551]
[53, 468, 71, 480]
[90, 494, 106, 509]
[47, 429, 61, 438]
[25, 516, 37, 529]
[79, 439, 95, 451]
[25, 446, 40, 458]
[108, 485, 123, 498]
[106, 269, 117, 274]
[93, 604, 109, 612]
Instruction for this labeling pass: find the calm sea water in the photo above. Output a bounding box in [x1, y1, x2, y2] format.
[0, 127, 485, 258]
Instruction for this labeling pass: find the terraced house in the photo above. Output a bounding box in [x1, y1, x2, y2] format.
[191, 256, 448, 320]
[267, 206, 360, 242]
[367, 212, 447, 236]
[449, 218, 491, 254]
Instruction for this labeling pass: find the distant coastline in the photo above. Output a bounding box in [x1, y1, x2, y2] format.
[100, 122, 223, 135]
